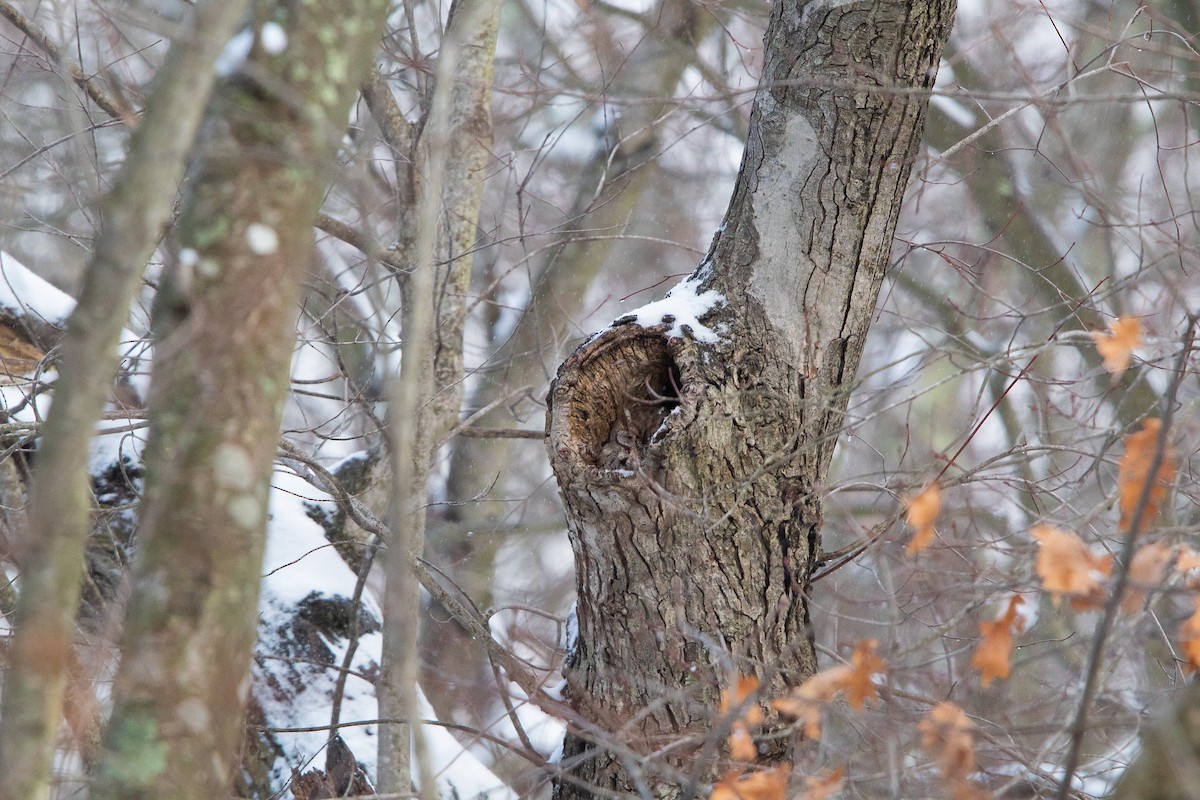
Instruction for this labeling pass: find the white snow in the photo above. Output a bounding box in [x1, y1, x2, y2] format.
[261, 468, 362, 606]
[246, 223, 279, 255]
[0, 251, 75, 324]
[257, 468, 515, 798]
[260, 22, 288, 55]
[215, 28, 254, 77]
[255, 469, 383, 792]
[88, 420, 147, 480]
[418, 688, 519, 800]
[0, 381, 51, 420]
[488, 682, 566, 759]
[0, 252, 148, 420]
[618, 277, 725, 343]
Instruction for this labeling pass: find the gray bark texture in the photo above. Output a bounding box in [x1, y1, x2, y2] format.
[86, 2, 390, 797]
[0, 4, 250, 798]
[546, 1, 957, 796]
[376, 0, 501, 790]
[1110, 682, 1200, 800]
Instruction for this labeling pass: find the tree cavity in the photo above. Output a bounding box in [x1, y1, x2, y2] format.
[549, 328, 683, 473]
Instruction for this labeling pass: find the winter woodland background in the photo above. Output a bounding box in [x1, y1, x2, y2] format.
[0, 0, 1198, 797]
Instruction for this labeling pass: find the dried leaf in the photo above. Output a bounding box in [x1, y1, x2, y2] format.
[1118, 419, 1176, 531]
[719, 675, 763, 761]
[1177, 546, 1200, 574]
[1092, 316, 1142, 374]
[1123, 541, 1173, 613]
[905, 485, 941, 555]
[1181, 598, 1200, 673]
[919, 702, 976, 783]
[709, 767, 790, 800]
[952, 781, 992, 800]
[773, 641, 884, 738]
[771, 666, 850, 739]
[720, 675, 764, 723]
[727, 727, 756, 762]
[0, 321, 45, 383]
[844, 640, 885, 710]
[1031, 525, 1111, 607]
[971, 595, 1024, 687]
[798, 767, 845, 800]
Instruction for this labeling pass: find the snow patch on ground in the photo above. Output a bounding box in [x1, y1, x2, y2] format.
[417, 688, 520, 800]
[261, 469, 358, 606]
[488, 681, 567, 759]
[257, 469, 516, 799]
[0, 253, 69, 418]
[88, 420, 147, 483]
[257, 468, 380, 787]
[0, 381, 52, 420]
[0, 251, 75, 323]
[0, 251, 149, 419]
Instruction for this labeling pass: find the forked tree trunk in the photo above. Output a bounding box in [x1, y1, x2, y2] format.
[546, 1, 956, 796]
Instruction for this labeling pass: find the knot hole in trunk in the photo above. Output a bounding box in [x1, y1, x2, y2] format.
[549, 329, 683, 471]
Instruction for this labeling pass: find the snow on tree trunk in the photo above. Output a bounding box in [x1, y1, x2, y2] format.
[546, 1, 957, 796]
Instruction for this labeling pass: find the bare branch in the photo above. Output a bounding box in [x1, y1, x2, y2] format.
[1056, 313, 1199, 800]
[0, 1, 130, 123]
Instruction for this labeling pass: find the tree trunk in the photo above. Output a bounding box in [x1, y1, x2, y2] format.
[1110, 682, 1200, 800]
[0, 6, 249, 797]
[89, 3, 390, 797]
[546, 1, 956, 796]
[375, 0, 501, 790]
[428, 0, 712, 736]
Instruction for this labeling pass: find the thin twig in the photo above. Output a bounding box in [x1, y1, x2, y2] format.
[275, 441, 551, 701]
[931, 65, 1109, 165]
[326, 532, 381, 772]
[438, 385, 536, 444]
[0, 1, 130, 122]
[933, 284, 1105, 486]
[488, 658, 538, 755]
[0, 119, 125, 182]
[262, 716, 546, 765]
[453, 427, 543, 439]
[316, 213, 409, 276]
[1056, 312, 1198, 800]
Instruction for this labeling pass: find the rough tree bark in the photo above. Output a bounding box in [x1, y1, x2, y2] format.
[546, 1, 957, 796]
[87, 3, 390, 797]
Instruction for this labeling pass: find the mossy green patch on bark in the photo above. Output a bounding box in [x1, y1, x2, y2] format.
[97, 712, 168, 787]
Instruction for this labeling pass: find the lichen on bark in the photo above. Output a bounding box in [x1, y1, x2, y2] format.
[87, 1, 392, 797]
